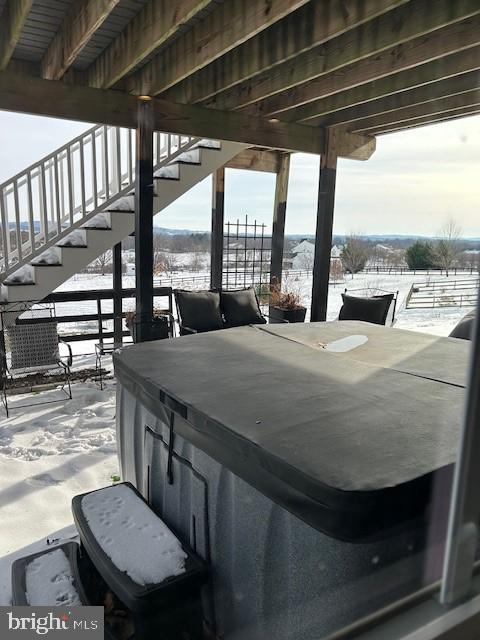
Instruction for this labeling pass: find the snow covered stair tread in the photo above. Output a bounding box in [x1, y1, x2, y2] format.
[11, 542, 84, 606]
[72, 482, 207, 611]
[81, 483, 186, 586]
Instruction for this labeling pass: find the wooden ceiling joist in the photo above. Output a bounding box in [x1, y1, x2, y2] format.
[41, 0, 120, 80]
[251, 14, 480, 121]
[225, 149, 284, 173]
[293, 47, 480, 125]
[0, 0, 33, 71]
[86, 0, 214, 89]
[351, 90, 480, 134]
[316, 72, 480, 128]
[200, 0, 480, 115]
[161, 0, 408, 105]
[361, 105, 480, 136]
[126, 0, 310, 96]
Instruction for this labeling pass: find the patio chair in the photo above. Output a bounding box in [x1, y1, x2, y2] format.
[449, 309, 476, 340]
[0, 315, 73, 417]
[339, 288, 399, 326]
[174, 287, 267, 335]
[95, 293, 175, 389]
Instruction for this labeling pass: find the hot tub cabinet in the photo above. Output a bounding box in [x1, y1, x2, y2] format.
[114, 321, 469, 640]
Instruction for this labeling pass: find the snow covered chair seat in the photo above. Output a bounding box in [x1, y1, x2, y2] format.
[11, 542, 85, 606]
[72, 483, 207, 619]
[0, 317, 73, 417]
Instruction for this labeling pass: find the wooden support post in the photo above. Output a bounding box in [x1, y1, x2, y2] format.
[134, 97, 154, 343]
[210, 167, 225, 290]
[113, 241, 123, 345]
[311, 133, 337, 322]
[270, 154, 290, 288]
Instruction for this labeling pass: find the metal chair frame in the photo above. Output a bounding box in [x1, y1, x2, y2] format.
[342, 287, 400, 325]
[0, 302, 73, 417]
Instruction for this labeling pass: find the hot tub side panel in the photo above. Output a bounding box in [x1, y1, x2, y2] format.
[116, 384, 443, 640]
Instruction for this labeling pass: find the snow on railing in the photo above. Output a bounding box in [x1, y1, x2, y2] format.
[0, 125, 202, 279]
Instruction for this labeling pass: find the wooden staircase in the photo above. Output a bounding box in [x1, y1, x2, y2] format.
[0, 125, 245, 304]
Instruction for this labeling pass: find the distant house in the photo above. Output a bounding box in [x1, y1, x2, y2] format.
[289, 240, 342, 271]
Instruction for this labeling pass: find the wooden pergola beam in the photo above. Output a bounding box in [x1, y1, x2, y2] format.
[225, 149, 283, 173]
[292, 47, 480, 125]
[161, 0, 408, 105]
[202, 0, 480, 114]
[350, 90, 480, 133]
[315, 72, 480, 128]
[86, 0, 213, 89]
[42, 0, 119, 80]
[126, 0, 310, 96]
[0, 71, 375, 157]
[0, 0, 32, 71]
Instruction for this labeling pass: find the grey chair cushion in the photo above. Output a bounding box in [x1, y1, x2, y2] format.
[220, 288, 266, 328]
[339, 293, 394, 326]
[449, 310, 476, 340]
[175, 289, 223, 333]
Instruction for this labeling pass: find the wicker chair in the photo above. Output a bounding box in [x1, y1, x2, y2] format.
[1, 318, 72, 417]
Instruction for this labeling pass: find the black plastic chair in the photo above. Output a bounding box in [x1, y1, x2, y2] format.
[338, 288, 398, 326]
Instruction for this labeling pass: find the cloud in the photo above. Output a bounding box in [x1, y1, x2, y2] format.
[1, 111, 479, 237]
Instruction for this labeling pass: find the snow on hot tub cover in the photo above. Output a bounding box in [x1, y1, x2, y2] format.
[113, 321, 469, 542]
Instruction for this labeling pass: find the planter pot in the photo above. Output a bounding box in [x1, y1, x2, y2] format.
[269, 305, 307, 324]
[126, 315, 171, 343]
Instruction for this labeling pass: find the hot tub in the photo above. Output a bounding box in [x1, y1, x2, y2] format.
[113, 321, 468, 639]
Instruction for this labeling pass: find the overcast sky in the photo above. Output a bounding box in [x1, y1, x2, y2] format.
[0, 110, 478, 237]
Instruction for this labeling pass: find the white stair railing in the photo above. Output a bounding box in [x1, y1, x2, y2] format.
[0, 125, 204, 279]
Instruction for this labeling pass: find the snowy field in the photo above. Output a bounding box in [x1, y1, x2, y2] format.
[0, 269, 476, 603]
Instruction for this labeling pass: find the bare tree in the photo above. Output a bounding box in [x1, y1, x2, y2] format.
[329, 258, 344, 285]
[435, 219, 463, 276]
[340, 235, 369, 275]
[297, 251, 314, 271]
[90, 249, 112, 275]
[153, 235, 167, 275]
[188, 252, 206, 272]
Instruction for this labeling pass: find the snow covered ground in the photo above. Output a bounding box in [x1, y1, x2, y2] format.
[0, 269, 475, 604]
[0, 358, 118, 604]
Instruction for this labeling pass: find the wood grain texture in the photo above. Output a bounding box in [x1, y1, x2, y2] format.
[350, 90, 480, 133]
[126, 0, 310, 96]
[42, 0, 119, 80]
[292, 47, 480, 125]
[0, 0, 33, 70]
[267, 16, 480, 122]
[161, 0, 408, 105]
[201, 0, 480, 114]
[316, 71, 480, 128]
[0, 71, 336, 155]
[270, 153, 290, 287]
[210, 167, 225, 290]
[226, 149, 281, 173]
[366, 106, 480, 135]
[86, 0, 213, 88]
